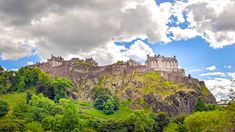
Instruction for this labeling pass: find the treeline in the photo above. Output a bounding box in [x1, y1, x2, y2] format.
[0, 93, 170, 131]
[0, 66, 73, 102]
[1, 66, 235, 131]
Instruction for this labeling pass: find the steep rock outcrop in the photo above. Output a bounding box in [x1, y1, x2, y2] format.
[68, 72, 216, 116]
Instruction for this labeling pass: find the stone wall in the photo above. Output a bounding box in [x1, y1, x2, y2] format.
[145, 55, 181, 73]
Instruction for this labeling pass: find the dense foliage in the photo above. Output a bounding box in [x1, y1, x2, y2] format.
[92, 87, 119, 114]
[1, 66, 235, 131]
[0, 100, 9, 117]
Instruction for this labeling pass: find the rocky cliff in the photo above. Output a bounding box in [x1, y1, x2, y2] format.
[30, 56, 216, 116]
[67, 71, 216, 116]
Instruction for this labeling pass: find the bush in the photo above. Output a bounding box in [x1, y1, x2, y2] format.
[194, 98, 219, 112]
[184, 111, 228, 132]
[24, 121, 44, 132]
[92, 87, 119, 114]
[0, 100, 9, 117]
[103, 99, 116, 114]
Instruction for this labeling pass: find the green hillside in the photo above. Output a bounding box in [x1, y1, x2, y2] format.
[0, 67, 234, 131]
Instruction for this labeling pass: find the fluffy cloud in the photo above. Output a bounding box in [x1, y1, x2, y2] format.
[228, 72, 235, 80]
[200, 72, 226, 77]
[169, 27, 198, 41]
[0, 0, 172, 62]
[206, 65, 216, 71]
[170, 0, 235, 48]
[69, 40, 154, 65]
[205, 78, 235, 101]
[26, 61, 34, 65]
[224, 65, 232, 69]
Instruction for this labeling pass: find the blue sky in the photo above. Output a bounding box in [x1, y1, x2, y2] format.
[0, 0, 235, 100]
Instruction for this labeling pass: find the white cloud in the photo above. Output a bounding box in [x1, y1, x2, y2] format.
[1, 0, 235, 63]
[176, 0, 235, 48]
[206, 65, 216, 71]
[70, 40, 154, 65]
[164, 0, 235, 48]
[205, 78, 235, 101]
[228, 72, 235, 80]
[27, 61, 34, 65]
[200, 72, 226, 77]
[169, 27, 198, 41]
[224, 65, 232, 69]
[0, 0, 173, 62]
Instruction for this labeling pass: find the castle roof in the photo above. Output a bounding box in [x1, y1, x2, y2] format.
[146, 54, 177, 62]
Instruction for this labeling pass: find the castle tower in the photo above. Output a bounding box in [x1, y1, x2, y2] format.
[145, 54, 179, 72]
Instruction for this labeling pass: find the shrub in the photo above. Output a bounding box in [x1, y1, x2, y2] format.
[0, 100, 9, 117]
[24, 121, 44, 132]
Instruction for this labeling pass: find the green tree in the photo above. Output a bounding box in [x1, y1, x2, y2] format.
[42, 116, 57, 131]
[30, 94, 55, 113]
[58, 99, 81, 131]
[0, 100, 9, 117]
[103, 99, 115, 114]
[17, 76, 25, 92]
[91, 87, 111, 100]
[129, 110, 155, 132]
[26, 92, 33, 104]
[184, 111, 228, 132]
[49, 77, 74, 102]
[0, 66, 4, 74]
[24, 121, 44, 132]
[194, 98, 206, 112]
[150, 112, 169, 131]
[134, 117, 145, 132]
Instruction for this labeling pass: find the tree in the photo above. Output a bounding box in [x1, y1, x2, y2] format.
[134, 117, 145, 132]
[91, 87, 111, 100]
[185, 111, 228, 132]
[103, 99, 115, 114]
[58, 99, 82, 131]
[129, 110, 155, 132]
[155, 112, 170, 131]
[26, 92, 33, 104]
[0, 100, 9, 117]
[194, 98, 218, 112]
[194, 98, 206, 112]
[41, 116, 57, 131]
[0, 66, 4, 74]
[92, 87, 119, 114]
[30, 94, 55, 113]
[49, 77, 74, 102]
[17, 76, 25, 92]
[24, 121, 44, 132]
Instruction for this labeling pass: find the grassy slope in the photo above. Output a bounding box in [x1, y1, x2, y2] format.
[0, 88, 35, 116]
[102, 72, 194, 99]
[78, 100, 133, 120]
[0, 88, 133, 121]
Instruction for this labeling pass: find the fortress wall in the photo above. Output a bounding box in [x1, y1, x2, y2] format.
[44, 65, 72, 78]
[159, 71, 201, 88]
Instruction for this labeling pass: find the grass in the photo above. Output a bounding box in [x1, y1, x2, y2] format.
[201, 85, 209, 96]
[81, 100, 133, 120]
[0, 88, 35, 116]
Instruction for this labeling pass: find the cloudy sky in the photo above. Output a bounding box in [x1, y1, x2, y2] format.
[0, 0, 235, 100]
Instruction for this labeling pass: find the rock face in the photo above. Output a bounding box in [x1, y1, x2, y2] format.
[29, 55, 217, 116]
[71, 72, 216, 116]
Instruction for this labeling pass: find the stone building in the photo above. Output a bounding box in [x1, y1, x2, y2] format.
[47, 54, 64, 67]
[125, 59, 141, 66]
[85, 58, 98, 67]
[145, 54, 184, 75]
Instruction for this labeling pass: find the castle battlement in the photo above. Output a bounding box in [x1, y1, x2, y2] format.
[29, 54, 186, 81]
[145, 54, 184, 75]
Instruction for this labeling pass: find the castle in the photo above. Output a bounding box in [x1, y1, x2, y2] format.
[145, 54, 185, 76]
[30, 54, 198, 85]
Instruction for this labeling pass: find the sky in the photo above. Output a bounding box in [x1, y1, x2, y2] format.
[0, 0, 235, 101]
